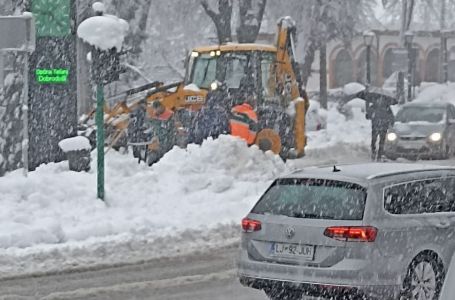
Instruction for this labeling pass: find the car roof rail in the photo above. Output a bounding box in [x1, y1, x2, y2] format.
[367, 167, 455, 180]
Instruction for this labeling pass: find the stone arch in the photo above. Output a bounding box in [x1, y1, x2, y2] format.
[329, 47, 354, 88]
[382, 47, 397, 82]
[424, 48, 440, 82]
[381, 42, 424, 85]
[412, 43, 425, 85]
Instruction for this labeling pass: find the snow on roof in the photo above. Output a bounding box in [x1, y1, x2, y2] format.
[183, 83, 200, 92]
[413, 83, 455, 106]
[58, 136, 91, 152]
[343, 82, 365, 95]
[278, 16, 296, 28]
[77, 14, 129, 51]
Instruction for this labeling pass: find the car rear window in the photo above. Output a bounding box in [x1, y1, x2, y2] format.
[251, 178, 367, 220]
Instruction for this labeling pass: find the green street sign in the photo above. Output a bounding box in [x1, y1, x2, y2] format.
[35, 68, 69, 84]
[31, 0, 71, 37]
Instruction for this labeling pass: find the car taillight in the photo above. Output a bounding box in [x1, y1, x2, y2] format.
[242, 218, 262, 232]
[324, 226, 377, 242]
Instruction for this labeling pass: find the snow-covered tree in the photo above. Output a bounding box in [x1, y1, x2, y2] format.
[236, 0, 267, 43]
[299, 0, 377, 87]
[201, 0, 233, 44]
[201, 0, 268, 44]
[105, 0, 153, 60]
[382, 0, 455, 31]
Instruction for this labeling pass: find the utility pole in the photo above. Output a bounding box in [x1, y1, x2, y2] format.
[440, 0, 448, 83]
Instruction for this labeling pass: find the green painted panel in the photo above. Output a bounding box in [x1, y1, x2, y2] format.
[31, 0, 70, 37]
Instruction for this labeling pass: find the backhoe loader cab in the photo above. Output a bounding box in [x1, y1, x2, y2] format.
[185, 44, 282, 106]
[181, 22, 308, 158]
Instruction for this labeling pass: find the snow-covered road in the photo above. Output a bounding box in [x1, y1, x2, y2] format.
[0, 243, 264, 300]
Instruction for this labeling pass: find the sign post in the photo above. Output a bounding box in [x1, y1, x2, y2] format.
[95, 71, 104, 200]
[77, 2, 129, 201]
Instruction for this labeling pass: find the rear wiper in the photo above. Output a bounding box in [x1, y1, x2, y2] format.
[291, 213, 335, 219]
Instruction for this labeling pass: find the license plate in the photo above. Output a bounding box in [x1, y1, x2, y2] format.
[400, 141, 424, 149]
[272, 243, 314, 260]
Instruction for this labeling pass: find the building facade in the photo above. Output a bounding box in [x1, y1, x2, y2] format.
[326, 29, 455, 89]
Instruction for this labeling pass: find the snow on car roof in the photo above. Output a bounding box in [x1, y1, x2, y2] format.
[286, 163, 455, 184]
[403, 101, 452, 108]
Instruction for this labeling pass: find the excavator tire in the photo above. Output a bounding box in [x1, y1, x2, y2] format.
[255, 128, 282, 154]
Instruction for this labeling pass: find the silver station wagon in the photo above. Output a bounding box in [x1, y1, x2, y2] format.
[384, 102, 455, 160]
[238, 163, 455, 300]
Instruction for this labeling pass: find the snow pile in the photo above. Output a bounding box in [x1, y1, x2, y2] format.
[0, 136, 283, 251]
[77, 8, 129, 51]
[306, 103, 370, 153]
[58, 136, 91, 152]
[414, 82, 455, 106]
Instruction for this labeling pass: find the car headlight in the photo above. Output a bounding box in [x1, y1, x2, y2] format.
[387, 132, 398, 142]
[429, 132, 442, 142]
[210, 81, 218, 91]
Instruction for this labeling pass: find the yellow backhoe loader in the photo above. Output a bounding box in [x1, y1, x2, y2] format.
[82, 16, 309, 160]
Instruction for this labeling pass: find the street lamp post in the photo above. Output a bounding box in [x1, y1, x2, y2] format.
[441, 30, 450, 83]
[363, 31, 375, 85]
[405, 31, 415, 102]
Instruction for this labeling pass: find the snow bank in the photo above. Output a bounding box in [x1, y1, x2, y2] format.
[77, 14, 129, 51]
[0, 136, 284, 250]
[58, 136, 91, 152]
[306, 103, 370, 151]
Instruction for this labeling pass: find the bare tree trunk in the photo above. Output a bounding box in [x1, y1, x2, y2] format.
[301, 0, 321, 87]
[319, 41, 327, 109]
[110, 0, 153, 58]
[201, 0, 233, 44]
[237, 0, 267, 43]
[440, 0, 446, 30]
[301, 38, 318, 87]
[400, 0, 407, 45]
